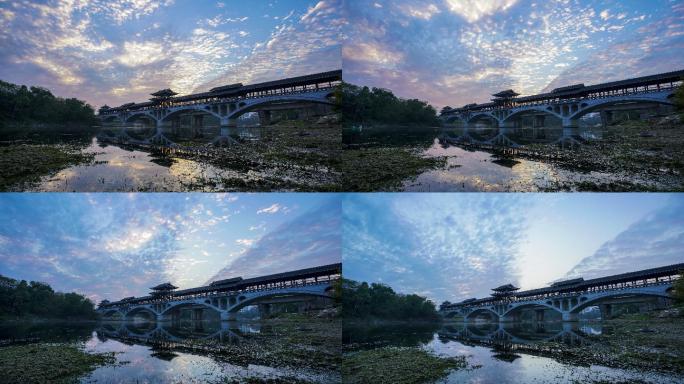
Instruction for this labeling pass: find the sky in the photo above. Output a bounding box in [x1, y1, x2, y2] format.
[343, 0, 684, 109]
[343, 193, 684, 305]
[0, 193, 341, 304]
[0, 0, 342, 109]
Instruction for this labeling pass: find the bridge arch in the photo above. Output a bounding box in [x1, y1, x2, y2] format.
[568, 95, 675, 122]
[466, 112, 500, 126]
[226, 93, 336, 120]
[501, 107, 562, 125]
[160, 301, 219, 318]
[160, 106, 222, 122]
[101, 115, 122, 123]
[228, 290, 332, 314]
[124, 306, 157, 321]
[569, 290, 672, 315]
[124, 112, 157, 124]
[464, 307, 499, 322]
[101, 308, 124, 318]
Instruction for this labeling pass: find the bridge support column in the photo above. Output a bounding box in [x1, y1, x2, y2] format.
[258, 110, 272, 126]
[220, 118, 238, 136]
[600, 304, 613, 320]
[561, 312, 578, 322]
[190, 308, 203, 322]
[535, 309, 545, 322]
[259, 303, 272, 318]
[600, 111, 613, 128]
[220, 311, 236, 321]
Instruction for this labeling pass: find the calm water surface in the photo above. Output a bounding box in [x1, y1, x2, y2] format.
[1, 320, 339, 383]
[32, 137, 231, 192]
[344, 322, 684, 384]
[402, 138, 666, 192]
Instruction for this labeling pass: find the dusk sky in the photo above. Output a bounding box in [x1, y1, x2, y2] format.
[0, 0, 341, 109]
[0, 193, 341, 304]
[343, 193, 684, 305]
[343, 0, 684, 109]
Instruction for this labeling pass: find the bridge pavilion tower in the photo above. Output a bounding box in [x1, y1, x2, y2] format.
[150, 282, 178, 299]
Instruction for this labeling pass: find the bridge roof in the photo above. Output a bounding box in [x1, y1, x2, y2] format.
[447, 262, 684, 308]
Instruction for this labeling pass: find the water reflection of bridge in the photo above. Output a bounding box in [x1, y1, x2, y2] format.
[440, 69, 682, 147]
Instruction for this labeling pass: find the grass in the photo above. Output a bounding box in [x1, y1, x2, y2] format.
[0, 144, 94, 191]
[342, 347, 467, 384]
[339, 147, 446, 191]
[0, 343, 115, 384]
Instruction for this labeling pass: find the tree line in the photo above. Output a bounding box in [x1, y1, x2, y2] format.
[0, 275, 98, 319]
[341, 83, 440, 126]
[0, 79, 97, 127]
[342, 279, 440, 320]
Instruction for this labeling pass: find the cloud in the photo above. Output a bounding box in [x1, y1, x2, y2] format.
[343, 194, 532, 304]
[0, 0, 339, 108]
[206, 199, 341, 284]
[344, 0, 683, 109]
[444, 0, 518, 23]
[566, 197, 684, 279]
[257, 203, 282, 214]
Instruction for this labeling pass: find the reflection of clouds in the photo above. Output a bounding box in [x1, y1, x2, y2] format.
[343, 194, 531, 304]
[567, 196, 684, 279]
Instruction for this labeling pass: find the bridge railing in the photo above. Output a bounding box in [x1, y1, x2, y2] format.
[442, 278, 676, 312]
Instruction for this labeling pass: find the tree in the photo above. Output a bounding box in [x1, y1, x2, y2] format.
[673, 272, 684, 304]
[674, 83, 684, 111]
[440, 106, 453, 115]
[342, 278, 440, 320]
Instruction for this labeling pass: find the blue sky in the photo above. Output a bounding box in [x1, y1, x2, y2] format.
[0, 0, 341, 108]
[344, 0, 684, 109]
[343, 193, 683, 305]
[0, 193, 341, 303]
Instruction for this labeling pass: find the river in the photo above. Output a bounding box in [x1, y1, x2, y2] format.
[343, 125, 684, 191]
[0, 319, 341, 383]
[343, 321, 684, 384]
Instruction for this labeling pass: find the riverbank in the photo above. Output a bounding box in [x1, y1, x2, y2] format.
[536, 310, 684, 375]
[0, 343, 115, 384]
[342, 347, 467, 384]
[0, 143, 94, 190]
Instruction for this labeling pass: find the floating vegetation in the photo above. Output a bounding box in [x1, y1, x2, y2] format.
[342, 347, 467, 384]
[0, 343, 115, 384]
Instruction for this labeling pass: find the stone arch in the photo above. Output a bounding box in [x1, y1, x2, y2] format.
[228, 291, 332, 314]
[568, 96, 675, 121]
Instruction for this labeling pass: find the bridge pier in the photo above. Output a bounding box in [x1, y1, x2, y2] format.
[561, 312, 578, 322]
[220, 311, 236, 321]
[258, 110, 272, 126]
[600, 304, 613, 320]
